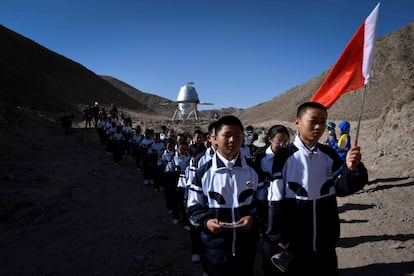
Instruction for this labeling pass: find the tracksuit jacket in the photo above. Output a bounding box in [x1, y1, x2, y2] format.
[187, 151, 260, 256]
[267, 134, 368, 255]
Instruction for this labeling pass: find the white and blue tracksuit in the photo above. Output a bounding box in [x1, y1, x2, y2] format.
[187, 151, 260, 259]
[267, 134, 368, 274]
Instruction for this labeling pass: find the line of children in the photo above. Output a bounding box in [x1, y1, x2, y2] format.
[96, 115, 131, 165]
[93, 105, 367, 276]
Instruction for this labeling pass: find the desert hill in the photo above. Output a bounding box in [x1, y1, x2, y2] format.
[0, 24, 168, 124]
[100, 75, 176, 118]
[237, 21, 414, 124]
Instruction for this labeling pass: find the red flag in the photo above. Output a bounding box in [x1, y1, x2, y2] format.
[310, 3, 380, 108]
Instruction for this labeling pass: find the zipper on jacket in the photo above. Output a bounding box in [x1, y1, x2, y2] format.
[229, 166, 237, 256]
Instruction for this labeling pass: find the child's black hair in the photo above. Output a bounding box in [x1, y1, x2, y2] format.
[297, 102, 327, 118]
[214, 115, 244, 134]
[267, 125, 290, 139]
[188, 143, 204, 157]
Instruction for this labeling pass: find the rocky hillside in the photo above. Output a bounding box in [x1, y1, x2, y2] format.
[236, 21, 414, 124]
[100, 76, 175, 118]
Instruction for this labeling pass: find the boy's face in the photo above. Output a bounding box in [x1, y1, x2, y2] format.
[295, 107, 327, 146]
[213, 124, 243, 160]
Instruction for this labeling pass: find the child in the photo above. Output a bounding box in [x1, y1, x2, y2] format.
[110, 125, 125, 165]
[149, 132, 165, 191]
[254, 124, 290, 276]
[324, 121, 337, 148]
[131, 125, 144, 172]
[189, 129, 206, 153]
[140, 129, 154, 185]
[187, 115, 260, 276]
[196, 121, 218, 167]
[121, 119, 133, 159]
[184, 143, 206, 264]
[335, 120, 351, 161]
[174, 141, 191, 225]
[175, 133, 188, 150]
[244, 125, 258, 156]
[161, 138, 179, 221]
[267, 102, 368, 275]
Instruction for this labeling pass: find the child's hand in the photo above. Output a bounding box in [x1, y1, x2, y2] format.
[236, 216, 253, 230]
[346, 146, 362, 170]
[207, 218, 222, 234]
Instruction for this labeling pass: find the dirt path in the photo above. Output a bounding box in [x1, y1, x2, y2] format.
[0, 123, 413, 275]
[0, 126, 203, 275]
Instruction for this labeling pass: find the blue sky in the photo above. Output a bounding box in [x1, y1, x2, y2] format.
[0, 0, 412, 110]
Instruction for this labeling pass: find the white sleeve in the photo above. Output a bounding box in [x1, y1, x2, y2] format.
[268, 177, 285, 202]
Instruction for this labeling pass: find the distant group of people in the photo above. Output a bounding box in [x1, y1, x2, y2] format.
[81, 102, 121, 129]
[88, 101, 368, 276]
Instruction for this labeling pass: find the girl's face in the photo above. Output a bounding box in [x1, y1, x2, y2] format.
[269, 133, 289, 153]
[213, 124, 243, 160]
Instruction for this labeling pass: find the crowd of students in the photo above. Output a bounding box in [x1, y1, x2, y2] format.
[91, 102, 368, 276]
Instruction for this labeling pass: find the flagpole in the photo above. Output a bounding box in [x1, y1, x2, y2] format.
[353, 85, 367, 147]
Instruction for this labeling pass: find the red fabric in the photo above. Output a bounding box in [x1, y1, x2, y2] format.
[310, 23, 365, 109]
